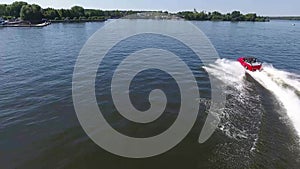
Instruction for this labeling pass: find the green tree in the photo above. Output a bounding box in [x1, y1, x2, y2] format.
[195, 11, 207, 20]
[110, 10, 122, 18]
[58, 9, 71, 18]
[5, 5, 12, 16]
[245, 13, 257, 21]
[10, 1, 27, 17]
[224, 13, 232, 21]
[20, 4, 43, 22]
[85, 9, 104, 17]
[43, 8, 59, 20]
[71, 6, 84, 18]
[231, 11, 242, 21]
[0, 4, 7, 16]
[211, 11, 223, 20]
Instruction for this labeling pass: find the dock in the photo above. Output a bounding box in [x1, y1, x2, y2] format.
[0, 22, 51, 27]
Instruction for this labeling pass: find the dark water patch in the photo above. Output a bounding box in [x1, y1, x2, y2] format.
[246, 73, 300, 169]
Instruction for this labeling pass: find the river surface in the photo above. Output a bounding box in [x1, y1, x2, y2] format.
[0, 20, 300, 169]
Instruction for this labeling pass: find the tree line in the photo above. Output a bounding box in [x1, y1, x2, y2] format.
[0, 1, 269, 22]
[0, 1, 138, 22]
[178, 10, 269, 22]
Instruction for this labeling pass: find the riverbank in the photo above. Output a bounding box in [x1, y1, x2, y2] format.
[0, 21, 51, 27]
[50, 18, 106, 23]
[0, 18, 107, 27]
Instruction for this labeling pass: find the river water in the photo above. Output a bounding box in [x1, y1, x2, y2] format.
[0, 20, 300, 168]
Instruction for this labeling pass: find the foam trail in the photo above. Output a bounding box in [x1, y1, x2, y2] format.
[248, 65, 300, 136]
[203, 58, 246, 90]
[205, 59, 300, 137]
[204, 59, 261, 153]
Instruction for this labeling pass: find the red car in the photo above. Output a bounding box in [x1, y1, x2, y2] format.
[237, 57, 262, 71]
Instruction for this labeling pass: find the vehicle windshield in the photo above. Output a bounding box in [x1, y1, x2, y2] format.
[245, 57, 260, 63]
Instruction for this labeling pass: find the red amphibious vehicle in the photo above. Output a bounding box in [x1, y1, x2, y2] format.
[237, 57, 262, 71]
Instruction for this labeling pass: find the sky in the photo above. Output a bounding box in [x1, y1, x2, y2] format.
[1, 0, 299, 16]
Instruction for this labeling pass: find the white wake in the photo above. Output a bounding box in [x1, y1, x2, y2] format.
[204, 59, 300, 137]
[203, 59, 246, 91]
[248, 64, 300, 136]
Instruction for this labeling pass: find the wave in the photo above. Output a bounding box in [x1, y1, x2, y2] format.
[204, 59, 262, 152]
[203, 58, 246, 91]
[205, 59, 300, 138]
[248, 64, 300, 136]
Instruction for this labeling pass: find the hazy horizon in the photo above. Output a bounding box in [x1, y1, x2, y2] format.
[1, 0, 300, 16]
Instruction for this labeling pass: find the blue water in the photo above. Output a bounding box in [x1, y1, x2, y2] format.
[196, 20, 300, 74]
[0, 20, 299, 168]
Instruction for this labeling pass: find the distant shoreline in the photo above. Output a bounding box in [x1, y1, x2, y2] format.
[269, 16, 300, 20]
[1, 1, 300, 26]
[1, 1, 271, 25]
